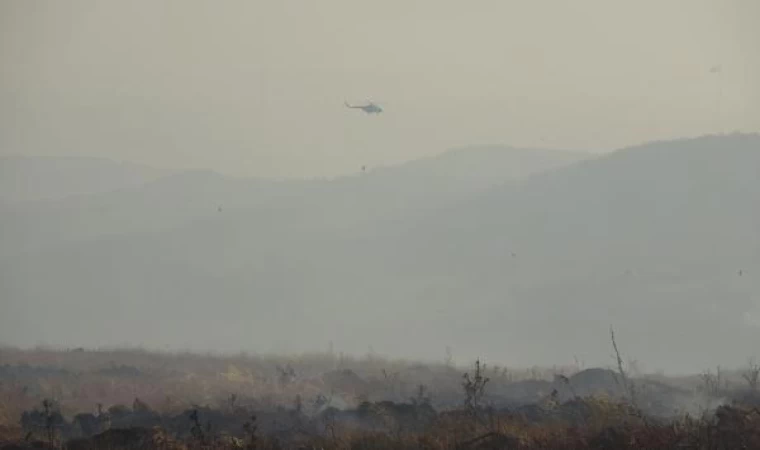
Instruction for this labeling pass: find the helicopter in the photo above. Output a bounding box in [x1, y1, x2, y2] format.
[345, 100, 383, 114]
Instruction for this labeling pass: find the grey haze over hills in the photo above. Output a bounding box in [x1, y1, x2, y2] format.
[0, 146, 586, 256]
[0, 155, 169, 204]
[1, 137, 758, 373]
[389, 134, 760, 372]
[0, 145, 586, 354]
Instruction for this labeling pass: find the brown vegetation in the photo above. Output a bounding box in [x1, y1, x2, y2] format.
[1, 348, 760, 449]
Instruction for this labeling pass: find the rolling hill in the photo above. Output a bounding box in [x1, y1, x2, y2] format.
[384, 134, 760, 371]
[0, 146, 587, 257]
[2, 136, 758, 372]
[0, 155, 167, 204]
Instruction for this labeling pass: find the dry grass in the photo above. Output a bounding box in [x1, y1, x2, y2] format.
[1, 347, 758, 449]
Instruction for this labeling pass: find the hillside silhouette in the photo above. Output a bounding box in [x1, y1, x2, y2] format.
[1, 136, 758, 372]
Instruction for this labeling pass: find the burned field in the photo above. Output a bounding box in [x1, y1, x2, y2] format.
[2, 348, 760, 449]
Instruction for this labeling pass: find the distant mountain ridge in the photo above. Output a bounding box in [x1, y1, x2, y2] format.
[0, 146, 588, 256]
[0, 155, 169, 203]
[384, 134, 760, 370]
[2, 135, 758, 372]
[1, 146, 588, 205]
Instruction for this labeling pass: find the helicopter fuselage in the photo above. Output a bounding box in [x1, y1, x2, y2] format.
[345, 102, 382, 114]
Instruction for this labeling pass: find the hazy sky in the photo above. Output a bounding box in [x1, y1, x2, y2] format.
[1, 0, 758, 178]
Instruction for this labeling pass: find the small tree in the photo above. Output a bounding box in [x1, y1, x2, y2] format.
[42, 399, 57, 447]
[243, 414, 258, 450]
[444, 346, 454, 368]
[189, 408, 207, 447]
[276, 364, 296, 387]
[462, 359, 489, 418]
[610, 326, 637, 408]
[411, 384, 431, 407]
[699, 367, 722, 397]
[742, 359, 760, 391]
[382, 369, 400, 398]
